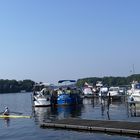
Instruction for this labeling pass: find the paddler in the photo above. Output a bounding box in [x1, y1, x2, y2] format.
[3, 107, 10, 116]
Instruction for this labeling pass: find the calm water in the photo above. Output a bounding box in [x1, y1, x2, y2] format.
[0, 92, 139, 140]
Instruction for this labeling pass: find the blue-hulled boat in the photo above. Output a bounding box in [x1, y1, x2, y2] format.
[55, 80, 83, 105]
[57, 93, 72, 105]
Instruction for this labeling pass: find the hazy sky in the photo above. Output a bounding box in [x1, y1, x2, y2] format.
[0, 0, 140, 84]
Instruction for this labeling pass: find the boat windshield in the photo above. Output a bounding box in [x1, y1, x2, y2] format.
[109, 87, 119, 91]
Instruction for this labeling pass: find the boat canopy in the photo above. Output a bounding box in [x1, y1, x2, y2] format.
[34, 82, 51, 86]
[58, 80, 76, 83]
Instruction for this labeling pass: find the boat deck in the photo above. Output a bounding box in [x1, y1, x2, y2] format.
[40, 118, 140, 136]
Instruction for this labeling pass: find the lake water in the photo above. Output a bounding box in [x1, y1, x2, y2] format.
[0, 92, 139, 140]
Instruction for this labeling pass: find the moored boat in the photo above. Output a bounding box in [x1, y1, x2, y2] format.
[52, 80, 83, 106]
[32, 83, 52, 107]
[82, 82, 94, 98]
[107, 86, 121, 100]
[99, 86, 108, 97]
[127, 81, 140, 102]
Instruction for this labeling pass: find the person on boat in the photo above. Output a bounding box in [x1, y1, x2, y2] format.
[3, 107, 10, 116]
[66, 87, 71, 94]
[57, 87, 63, 95]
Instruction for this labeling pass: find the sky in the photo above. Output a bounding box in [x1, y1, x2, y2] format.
[0, 0, 140, 84]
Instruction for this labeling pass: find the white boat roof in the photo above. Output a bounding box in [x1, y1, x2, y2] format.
[35, 82, 51, 86]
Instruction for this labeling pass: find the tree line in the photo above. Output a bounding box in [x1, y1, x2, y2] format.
[76, 74, 140, 87]
[0, 79, 35, 93]
[1, 74, 140, 93]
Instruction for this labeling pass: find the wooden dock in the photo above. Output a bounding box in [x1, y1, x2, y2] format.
[40, 118, 140, 136]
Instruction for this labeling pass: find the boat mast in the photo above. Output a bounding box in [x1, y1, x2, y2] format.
[132, 64, 135, 75]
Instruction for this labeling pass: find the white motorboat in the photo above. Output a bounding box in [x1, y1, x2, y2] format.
[95, 81, 103, 94]
[83, 87, 94, 98]
[107, 86, 121, 100]
[99, 87, 108, 97]
[82, 82, 94, 98]
[127, 81, 140, 102]
[32, 83, 52, 107]
[96, 81, 103, 88]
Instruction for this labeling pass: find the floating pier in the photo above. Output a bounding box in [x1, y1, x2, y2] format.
[40, 118, 140, 136]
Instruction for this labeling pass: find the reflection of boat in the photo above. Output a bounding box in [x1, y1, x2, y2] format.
[54, 80, 83, 105]
[127, 81, 140, 102]
[32, 83, 52, 107]
[33, 105, 82, 123]
[34, 107, 52, 123]
[57, 105, 82, 119]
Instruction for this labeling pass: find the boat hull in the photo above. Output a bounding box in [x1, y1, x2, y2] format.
[57, 93, 82, 106]
[33, 96, 51, 107]
[0, 115, 31, 118]
[128, 94, 140, 102]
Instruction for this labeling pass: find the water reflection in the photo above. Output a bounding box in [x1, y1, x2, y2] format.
[4, 118, 10, 127]
[127, 102, 140, 117]
[33, 97, 140, 124]
[33, 97, 113, 124]
[101, 103, 105, 116]
[33, 105, 83, 124]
